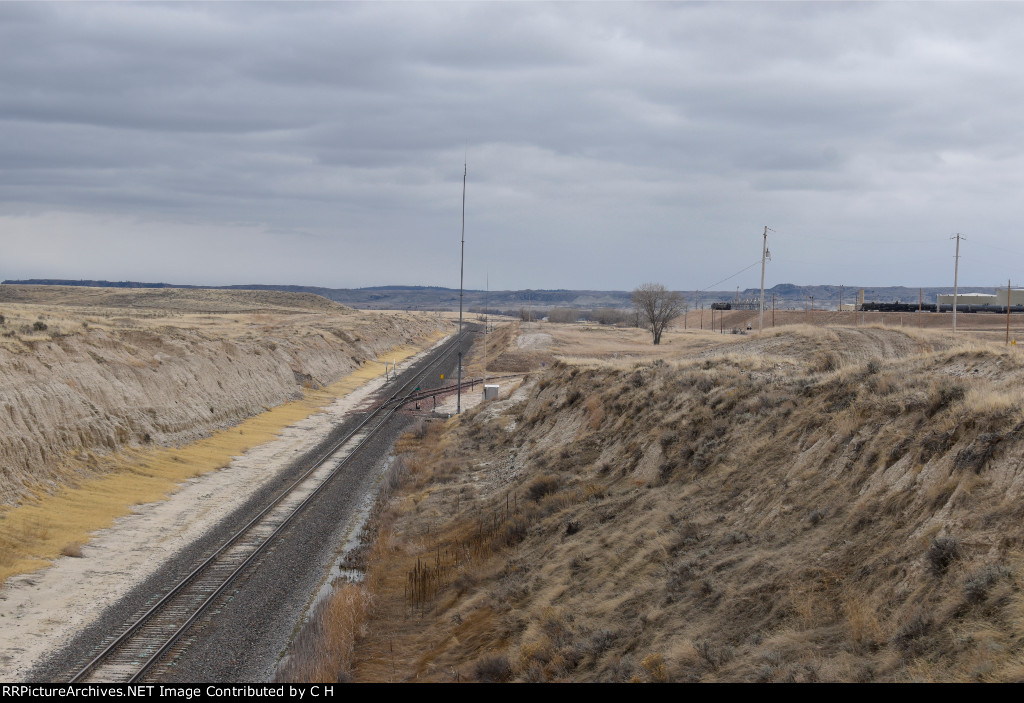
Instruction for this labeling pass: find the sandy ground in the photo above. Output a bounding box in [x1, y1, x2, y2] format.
[516, 330, 553, 350]
[0, 338, 449, 682]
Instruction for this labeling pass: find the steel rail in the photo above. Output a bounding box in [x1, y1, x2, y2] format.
[384, 373, 523, 406]
[68, 332, 467, 683]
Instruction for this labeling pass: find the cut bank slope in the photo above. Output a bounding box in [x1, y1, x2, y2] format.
[344, 325, 1024, 682]
[0, 285, 449, 506]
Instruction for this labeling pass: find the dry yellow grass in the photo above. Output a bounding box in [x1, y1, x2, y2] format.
[278, 583, 374, 683]
[0, 285, 353, 352]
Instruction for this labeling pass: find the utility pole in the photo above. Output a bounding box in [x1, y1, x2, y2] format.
[457, 161, 466, 415]
[484, 272, 489, 382]
[759, 226, 771, 334]
[839, 285, 843, 315]
[919, 288, 923, 329]
[952, 233, 965, 334]
[772, 292, 775, 327]
[1008, 279, 1012, 345]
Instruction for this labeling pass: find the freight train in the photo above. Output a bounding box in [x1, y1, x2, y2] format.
[859, 302, 1024, 314]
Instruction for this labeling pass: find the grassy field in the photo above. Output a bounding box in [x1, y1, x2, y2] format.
[683, 306, 1024, 343]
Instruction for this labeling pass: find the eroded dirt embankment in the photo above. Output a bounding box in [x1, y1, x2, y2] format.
[335, 326, 1024, 682]
[0, 287, 450, 505]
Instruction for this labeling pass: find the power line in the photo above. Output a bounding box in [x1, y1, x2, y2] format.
[780, 231, 938, 246]
[696, 259, 762, 294]
[971, 240, 1024, 259]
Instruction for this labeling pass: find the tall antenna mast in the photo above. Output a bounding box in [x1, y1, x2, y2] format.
[457, 160, 466, 414]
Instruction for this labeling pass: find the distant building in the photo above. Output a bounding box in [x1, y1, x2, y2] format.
[995, 289, 1024, 306]
[935, 292, 998, 307]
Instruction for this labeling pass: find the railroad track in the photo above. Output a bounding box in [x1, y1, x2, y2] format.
[391, 373, 523, 406]
[68, 332, 470, 683]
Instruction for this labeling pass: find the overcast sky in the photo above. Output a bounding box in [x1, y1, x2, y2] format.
[3, 1, 1024, 292]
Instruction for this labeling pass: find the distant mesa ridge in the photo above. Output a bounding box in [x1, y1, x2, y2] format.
[0, 279, 999, 311]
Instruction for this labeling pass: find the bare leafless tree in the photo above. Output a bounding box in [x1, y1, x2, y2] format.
[632, 283, 685, 344]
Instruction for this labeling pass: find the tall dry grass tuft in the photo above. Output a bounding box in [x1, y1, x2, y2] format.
[277, 584, 372, 683]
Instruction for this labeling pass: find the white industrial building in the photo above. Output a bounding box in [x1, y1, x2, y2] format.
[935, 289, 1024, 307]
[996, 289, 1024, 306]
[936, 292, 998, 307]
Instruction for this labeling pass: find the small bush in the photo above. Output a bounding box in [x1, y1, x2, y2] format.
[640, 653, 668, 683]
[694, 639, 733, 669]
[894, 611, 931, 650]
[32, 321, 47, 332]
[501, 515, 528, 546]
[720, 531, 746, 546]
[473, 654, 511, 683]
[927, 536, 960, 575]
[694, 376, 714, 393]
[587, 629, 618, 654]
[964, 564, 1011, 604]
[954, 433, 1002, 474]
[61, 542, 83, 558]
[928, 383, 966, 416]
[528, 475, 560, 501]
[813, 350, 839, 372]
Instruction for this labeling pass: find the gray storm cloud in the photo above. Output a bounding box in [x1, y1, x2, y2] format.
[2, 2, 1023, 291]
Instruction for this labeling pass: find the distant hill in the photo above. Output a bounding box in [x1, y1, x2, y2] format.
[1, 279, 1000, 311]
